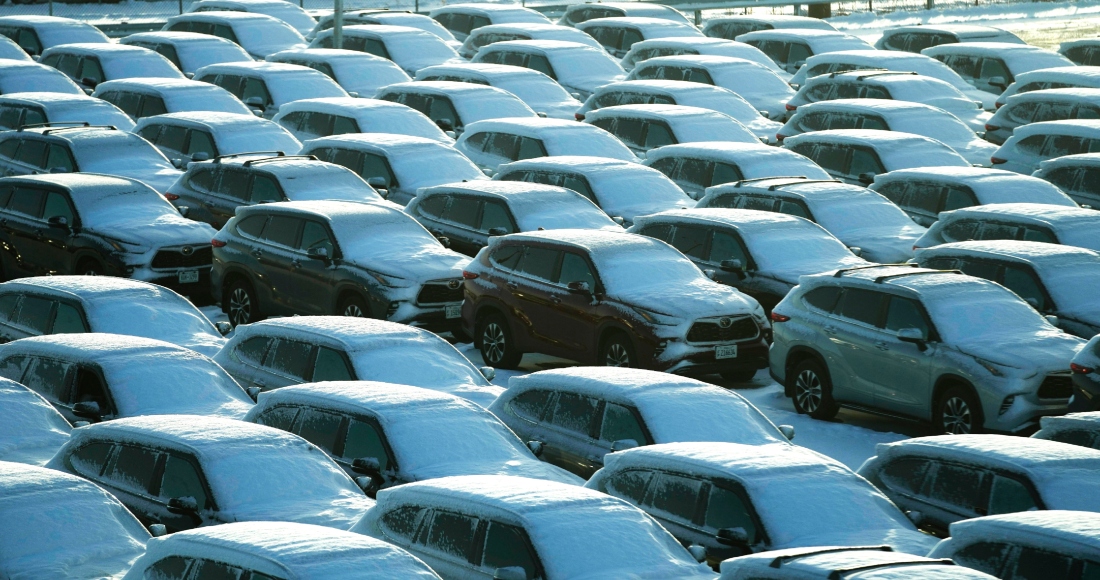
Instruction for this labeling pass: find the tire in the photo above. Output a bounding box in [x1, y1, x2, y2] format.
[338, 294, 369, 318]
[75, 258, 102, 276]
[789, 358, 839, 420]
[477, 312, 522, 369]
[599, 332, 636, 368]
[935, 385, 984, 434]
[226, 278, 260, 327]
[720, 369, 758, 383]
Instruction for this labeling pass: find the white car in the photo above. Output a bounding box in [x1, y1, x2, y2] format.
[456, 117, 637, 173]
[627, 55, 795, 120]
[164, 11, 306, 59]
[0, 462, 150, 579]
[576, 16, 703, 59]
[92, 77, 252, 120]
[473, 39, 626, 100]
[923, 42, 1075, 96]
[783, 129, 971, 186]
[246, 381, 581, 487]
[0, 35, 34, 62]
[778, 99, 997, 166]
[39, 43, 183, 93]
[122, 521, 442, 579]
[577, 79, 782, 142]
[984, 88, 1100, 145]
[309, 25, 462, 76]
[1033, 152, 1100, 208]
[458, 21, 602, 59]
[47, 415, 375, 532]
[376, 80, 535, 136]
[914, 203, 1100, 253]
[213, 317, 502, 407]
[645, 141, 830, 199]
[0, 60, 83, 96]
[585, 103, 759, 156]
[273, 97, 449, 143]
[559, 2, 692, 28]
[1060, 38, 1100, 65]
[0, 92, 133, 131]
[135, 111, 301, 167]
[996, 65, 1100, 107]
[871, 166, 1078, 227]
[619, 36, 782, 75]
[119, 31, 252, 77]
[416, 62, 582, 120]
[430, 3, 550, 41]
[188, 0, 316, 36]
[703, 14, 836, 40]
[0, 15, 109, 57]
[0, 380, 70, 466]
[193, 61, 347, 119]
[737, 29, 873, 76]
[267, 47, 411, 96]
[720, 546, 998, 579]
[1033, 412, 1100, 449]
[309, 10, 458, 46]
[877, 24, 1024, 52]
[494, 155, 693, 225]
[351, 475, 718, 579]
[697, 176, 926, 263]
[991, 119, 1100, 174]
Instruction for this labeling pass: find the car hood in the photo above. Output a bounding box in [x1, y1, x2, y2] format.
[776, 528, 938, 557]
[220, 495, 374, 530]
[537, 100, 585, 120]
[616, 279, 759, 321]
[118, 168, 184, 194]
[407, 458, 584, 485]
[564, 74, 626, 95]
[834, 226, 923, 264]
[86, 216, 217, 250]
[956, 332, 1084, 372]
[0, 439, 68, 467]
[175, 335, 228, 358]
[954, 139, 999, 166]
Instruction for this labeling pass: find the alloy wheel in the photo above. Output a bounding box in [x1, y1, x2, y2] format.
[605, 343, 631, 367]
[343, 304, 364, 317]
[795, 369, 822, 413]
[941, 396, 972, 434]
[482, 323, 506, 365]
[228, 287, 252, 326]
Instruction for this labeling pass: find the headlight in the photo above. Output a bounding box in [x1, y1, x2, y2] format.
[106, 238, 144, 253]
[975, 357, 1014, 377]
[367, 270, 410, 288]
[752, 303, 768, 326]
[632, 306, 680, 326]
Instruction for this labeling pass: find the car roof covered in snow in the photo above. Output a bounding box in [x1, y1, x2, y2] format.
[195, 61, 323, 78]
[123, 30, 244, 45]
[137, 111, 282, 133]
[923, 41, 1069, 57]
[637, 207, 813, 233]
[237, 198, 401, 223]
[169, 10, 287, 24]
[1038, 411, 1100, 432]
[946, 511, 1100, 561]
[1014, 65, 1100, 84]
[604, 441, 839, 480]
[93, 77, 232, 94]
[255, 381, 475, 419]
[1008, 87, 1100, 103]
[432, 3, 547, 16]
[636, 53, 775, 71]
[1014, 119, 1100, 138]
[3, 332, 204, 362]
[0, 379, 70, 464]
[707, 177, 873, 203]
[784, 129, 968, 168]
[335, 24, 442, 40]
[378, 474, 630, 517]
[940, 202, 1100, 231]
[277, 96, 423, 117]
[40, 42, 162, 58]
[873, 166, 1074, 204]
[1039, 152, 1100, 170]
[814, 69, 956, 89]
[919, 240, 1100, 271]
[419, 61, 551, 80]
[0, 91, 102, 107]
[463, 116, 632, 151]
[269, 47, 396, 64]
[646, 141, 824, 173]
[576, 16, 698, 32]
[304, 131, 449, 154]
[0, 271, 172, 300]
[798, 98, 949, 116]
[0, 172, 147, 193]
[738, 28, 870, 49]
[586, 102, 737, 121]
[707, 14, 835, 26]
[423, 179, 585, 200]
[721, 545, 991, 579]
[886, 24, 1021, 37]
[478, 39, 599, 54]
[237, 315, 439, 352]
[600, 78, 742, 97]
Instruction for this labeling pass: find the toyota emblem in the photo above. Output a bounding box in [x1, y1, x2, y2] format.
[181, 246, 194, 256]
[718, 317, 732, 328]
[448, 280, 461, 290]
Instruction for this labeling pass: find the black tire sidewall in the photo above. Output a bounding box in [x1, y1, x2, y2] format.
[600, 332, 636, 367]
[791, 359, 838, 419]
[936, 385, 984, 434]
[478, 313, 521, 369]
[227, 280, 258, 326]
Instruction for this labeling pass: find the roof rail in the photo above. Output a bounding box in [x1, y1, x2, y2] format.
[18, 121, 89, 131]
[243, 154, 319, 166]
[20, 122, 118, 134]
[830, 68, 889, 78]
[827, 559, 955, 580]
[769, 546, 893, 569]
[767, 179, 838, 191]
[730, 175, 807, 188]
[855, 70, 919, 81]
[832, 264, 907, 278]
[874, 269, 961, 284]
[213, 151, 286, 163]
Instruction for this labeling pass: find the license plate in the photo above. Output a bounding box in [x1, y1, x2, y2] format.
[715, 344, 738, 359]
[445, 304, 462, 319]
[178, 270, 199, 284]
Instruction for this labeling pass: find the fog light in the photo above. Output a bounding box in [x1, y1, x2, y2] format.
[386, 301, 400, 317]
[654, 340, 668, 355]
[999, 395, 1015, 415]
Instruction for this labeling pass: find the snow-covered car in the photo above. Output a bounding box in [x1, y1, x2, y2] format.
[629, 57, 796, 123]
[996, 65, 1100, 108]
[645, 142, 830, 199]
[167, 152, 383, 229]
[40, 43, 183, 93]
[923, 42, 1076, 96]
[188, 0, 316, 36]
[697, 177, 925, 263]
[737, 29, 873, 76]
[588, 442, 936, 567]
[0, 461, 149, 579]
[703, 14, 836, 40]
[135, 111, 300, 167]
[300, 133, 486, 206]
[877, 24, 1024, 53]
[0, 92, 133, 131]
[871, 166, 1078, 227]
[164, 11, 306, 59]
[783, 129, 971, 186]
[914, 202, 1100, 253]
[0, 33, 30, 61]
[560, 2, 692, 27]
[472, 39, 626, 100]
[376, 80, 535, 136]
[859, 435, 1100, 536]
[213, 317, 501, 405]
[0, 379, 70, 466]
[0, 276, 230, 355]
[585, 104, 760, 156]
[629, 208, 867, 310]
[489, 368, 790, 478]
[1033, 152, 1100, 208]
[458, 21, 602, 59]
[430, 3, 550, 41]
[119, 31, 252, 77]
[618, 36, 782, 75]
[416, 62, 582, 120]
[0, 333, 253, 423]
[351, 474, 718, 579]
[1033, 412, 1100, 447]
[985, 88, 1100, 145]
[267, 47, 411, 96]
[991, 119, 1100, 174]
[576, 17, 703, 59]
[778, 99, 995, 166]
[309, 10, 459, 46]
[456, 117, 637, 173]
[0, 60, 83, 96]
[787, 70, 991, 131]
[930, 510, 1100, 579]
[193, 61, 347, 119]
[1071, 337, 1100, 412]
[273, 97, 449, 143]
[406, 180, 620, 256]
[769, 266, 1085, 434]
[788, 49, 995, 108]
[309, 25, 461, 77]
[247, 382, 579, 488]
[48, 415, 375, 532]
[915, 240, 1100, 338]
[92, 78, 252, 120]
[494, 155, 693, 225]
[0, 15, 109, 57]
[1060, 38, 1100, 66]
[122, 521, 442, 580]
[719, 546, 998, 579]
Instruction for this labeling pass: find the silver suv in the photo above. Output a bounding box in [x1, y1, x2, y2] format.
[768, 265, 1084, 434]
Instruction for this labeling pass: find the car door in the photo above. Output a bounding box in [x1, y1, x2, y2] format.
[707, 228, 779, 308]
[253, 214, 304, 312]
[539, 390, 604, 478]
[501, 387, 556, 444]
[0, 136, 47, 176]
[595, 399, 650, 455]
[339, 413, 400, 485]
[0, 294, 56, 342]
[151, 451, 214, 532]
[824, 288, 886, 406]
[12, 354, 76, 419]
[506, 245, 566, 354]
[95, 442, 165, 526]
[414, 509, 483, 578]
[547, 250, 601, 355]
[869, 294, 935, 419]
[286, 219, 336, 314]
[250, 336, 315, 391]
[33, 187, 77, 274]
[432, 194, 485, 256]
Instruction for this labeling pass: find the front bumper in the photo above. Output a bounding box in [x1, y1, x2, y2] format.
[983, 373, 1072, 434]
[661, 338, 770, 376]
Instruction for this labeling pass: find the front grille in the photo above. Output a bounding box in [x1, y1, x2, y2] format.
[686, 316, 758, 343]
[151, 247, 212, 269]
[1038, 374, 1073, 399]
[416, 281, 463, 305]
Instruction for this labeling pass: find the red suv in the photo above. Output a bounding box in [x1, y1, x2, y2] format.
[461, 229, 770, 380]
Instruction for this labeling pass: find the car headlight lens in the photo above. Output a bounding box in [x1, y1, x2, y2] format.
[975, 357, 1014, 377]
[367, 271, 410, 288]
[632, 306, 680, 326]
[106, 238, 144, 253]
[751, 303, 768, 327]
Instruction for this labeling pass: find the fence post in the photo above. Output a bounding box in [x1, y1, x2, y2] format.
[694, 9, 701, 25]
[333, 0, 343, 49]
[48, 0, 53, 16]
[178, 0, 183, 15]
[926, 0, 934, 8]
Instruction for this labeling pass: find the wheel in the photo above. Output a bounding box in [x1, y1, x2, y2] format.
[935, 385, 984, 434]
[720, 369, 758, 383]
[76, 258, 102, 276]
[477, 313, 522, 369]
[599, 332, 636, 368]
[338, 294, 369, 318]
[226, 279, 260, 327]
[789, 358, 838, 420]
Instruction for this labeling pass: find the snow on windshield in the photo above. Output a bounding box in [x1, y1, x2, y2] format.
[748, 228, 859, 272]
[925, 281, 1055, 343]
[388, 146, 485, 188]
[496, 76, 574, 105]
[75, 133, 175, 173]
[388, 33, 459, 63]
[217, 123, 301, 154]
[889, 113, 979, 144]
[349, 343, 487, 388]
[354, 108, 449, 141]
[812, 196, 920, 232]
[510, 190, 617, 231]
[634, 387, 786, 444]
[102, 351, 252, 417]
[385, 409, 531, 473]
[86, 291, 221, 346]
[101, 53, 181, 79]
[268, 73, 347, 104]
[593, 238, 709, 296]
[279, 166, 384, 202]
[553, 47, 625, 79]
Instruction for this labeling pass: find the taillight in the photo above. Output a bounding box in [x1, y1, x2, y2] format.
[164, 193, 180, 201]
[770, 311, 790, 322]
[984, 124, 999, 132]
[211, 239, 227, 247]
[991, 157, 1007, 165]
[776, 133, 786, 142]
[995, 102, 1004, 109]
[575, 113, 585, 121]
[785, 104, 797, 111]
[462, 270, 478, 280]
[1072, 362, 1094, 374]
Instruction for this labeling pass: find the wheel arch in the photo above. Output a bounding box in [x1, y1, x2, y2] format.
[784, 346, 828, 397]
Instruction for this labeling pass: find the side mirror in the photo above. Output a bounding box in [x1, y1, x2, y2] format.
[72, 401, 101, 419]
[244, 96, 265, 108]
[185, 72, 194, 79]
[570, 92, 582, 100]
[171, 158, 186, 169]
[49, 166, 69, 174]
[355, 475, 382, 498]
[47, 215, 69, 229]
[536, 111, 548, 118]
[988, 76, 1007, 90]
[897, 327, 929, 351]
[906, 510, 924, 526]
[191, 152, 210, 162]
[779, 424, 795, 440]
[480, 366, 496, 381]
[436, 235, 451, 248]
[482, 167, 494, 177]
[758, 110, 770, 119]
[704, 268, 718, 281]
[348, 91, 360, 98]
[848, 246, 862, 257]
[488, 226, 509, 236]
[1045, 314, 1060, 327]
[611, 438, 638, 452]
[526, 440, 543, 457]
[246, 386, 261, 401]
[494, 567, 527, 580]
[167, 496, 199, 515]
[445, 130, 457, 139]
[72, 420, 90, 428]
[352, 456, 382, 476]
[177, 206, 190, 217]
[366, 177, 387, 189]
[687, 544, 707, 563]
[148, 523, 167, 537]
[80, 77, 99, 88]
[435, 118, 454, 132]
[214, 321, 232, 336]
[716, 527, 750, 547]
[611, 216, 625, 226]
[857, 172, 876, 185]
[306, 246, 330, 261]
[719, 258, 744, 273]
[566, 281, 591, 295]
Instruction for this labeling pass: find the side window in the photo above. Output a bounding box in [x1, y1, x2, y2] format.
[709, 231, 750, 267]
[140, 97, 168, 118]
[257, 405, 298, 431]
[706, 484, 759, 542]
[312, 346, 354, 381]
[644, 122, 676, 149]
[45, 145, 75, 173]
[1021, 226, 1056, 243]
[557, 252, 597, 289]
[69, 441, 114, 478]
[977, 221, 1020, 241]
[1049, 429, 1097, 448]
[605, 469, 652, 504]
[443, 196, 480, 229]
[952, 542, 1011, 578]
[517, 246, 560, 281]
[479, 200, 516, 234]
[942, 219, 980, 242]
[509, 388, 554, 421]
[548, 392, 600, 437]
[14, 141, 47, 169]
[42, 191, 74, 224]
[987, 473, 1039, 515]
[813, 144, 848, 174]
[305, 112, 335, 136]
[638, 223, 672, 242]
[481, 522, 540, 580]
[265, 338, 314, 379]
[669, 225, 709, 260]
[188, 168, 217, 193]
[249, 175, 283, 203]
[298, 221, 334, 256]
[880, 457, 932, 495]
[187, 560, 247, 580]
[0, 138, 18, 159]
[486, 133, 520, 160]
[647, 156, 678, 178]
[417, 194, 449, 219]
[599, 402, 647, 445]
[359, 154, 396, 188]
[802, 286, 842, 312]
[425, 511, 479, 561]
[241, 78, 271, 108]
[185, 131, 216, 157]
[646, 472, 704, 524]
[217, 168, 251, 200]
[0, 354, 28, 382]
[517, 137, 546, 160]
[463, 132, 489, 152]
[333, 115, 359, 135]
[1042, 167, 1079, 191]
[561, 174, 596, 203]
[52, 302, 88, 334]
[343, 417, 391, 471]
[294, 407, 344, 454]
[79, 57, 105, 84]
[848, 148, 885, 177]
[235, 336, 271, 364]
[1017, 134, 1047, 155]
[1011, 547, 1075, 580]
[883, 296, 931, 337]
[143, 555, 193, 580]
[158, 454, 209, 510]
[14, 295, 54, 334]
[21, 357, 73, 401]
[835, 288, 885, 326]
[928, 462, 985, 513]
[259, 215, 302, 247]
[490, 243, 524, 271]
[381, 505, 424, 542]
[943, 186, 978, 212]
[1001, 265, 1048, 311]
[107, 444, 160, 494]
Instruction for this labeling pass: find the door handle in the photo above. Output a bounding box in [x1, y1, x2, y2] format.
[254, 380, 266, 389]
[550, 296, 561, 304]
[823, 325, 838, 335]
[249, 248, 262, 258]
[506, 282, 518, 290]
[290, 259, 301, 269]
[875, 341, 889, 351]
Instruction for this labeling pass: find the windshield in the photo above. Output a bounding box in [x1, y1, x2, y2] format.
[350, 343, 488, 387]
[683, 92, 759, 120]
[280, 166, 384, 202]
[925, 282, 1055, 343]
[498, 77, 574, 105]
[713, 67, 793, 97]
[389, 146, 485, 188]
[812, 197, 919, 233]
[208, 439, 364, 508]
[218, 124, 301, 153]
[1044, 261, 1100, 312]
[388, 34, 459, 64]
[69, 182, 185, 230]
[635, 388, 784, 444]
[553, 48, 625, 80]
[891, 80, 965, 101]
[103, 352, 251, 416]
[891, 113, 977, 144]
[236, 20, 304, 52]
[512, 193, 617, 231]
[592, 169, 690, 208]
[356, 108, 448, 141]
[87, 291, 222, 345]
[102, 53, 181, 79]
[39, 28, 107, 47]
[3, 69, 81, 94]
[748, 227, 858, 272]
[545, 127, 635, 160]
[387, 410, 531, 472]
[51, 102, 134, 131]
[268, 73, 346, 104]
[179, 41, 250, 68]
[593, 240, 710, 295]
[75, 133, 176, 173]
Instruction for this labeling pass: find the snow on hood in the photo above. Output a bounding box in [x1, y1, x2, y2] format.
[0, 380, 70, 466]
[77, 188, 216, 248]
[68, 134, 182, 192]
[75, 284, 226, 357]
[324, 205, 469, 280]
